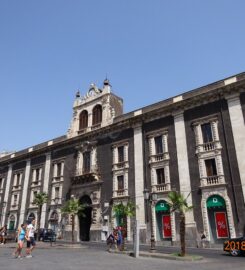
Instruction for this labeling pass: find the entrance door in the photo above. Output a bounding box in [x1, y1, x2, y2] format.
[79, 195, 92, 241]
[214, 212, 229, 238]
[162, 215, 171, 238]
[155, 200, 172, 241]
[206, 195, 229, 242]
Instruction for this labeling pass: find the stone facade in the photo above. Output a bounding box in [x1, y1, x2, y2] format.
[1, 74, 245, 246]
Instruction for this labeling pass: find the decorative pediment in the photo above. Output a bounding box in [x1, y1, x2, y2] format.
[81, 84, 102, 101]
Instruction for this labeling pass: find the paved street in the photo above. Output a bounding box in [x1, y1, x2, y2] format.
[0, 242, 244, 270]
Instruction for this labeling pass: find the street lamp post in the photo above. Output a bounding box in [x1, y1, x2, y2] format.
[143, 189, 157, 253]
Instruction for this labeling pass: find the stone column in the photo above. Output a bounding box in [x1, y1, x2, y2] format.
[133, 124, 146, 228]
[1, 165, 13, 227]
[40, 152, 52, 228]
[174, 111, 195, 227]
[18, 159, 31, 226]
[226, 93, 245, 203]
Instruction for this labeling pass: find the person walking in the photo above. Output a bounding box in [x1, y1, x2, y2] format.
[13, 223, 27, 258]
[25, 219, 36, 258]
[0, 224, 7, 245]
[117, 226, 123, 251]
[106, 231, 115, 252]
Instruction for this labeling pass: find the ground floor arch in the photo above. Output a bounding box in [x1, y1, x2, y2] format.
[155, 200, 172, 241]
[201, 190, 236, 243]
[207, 195, 229, 242]
[49, 210, 59, 233]
[8, 214, 16, 230]
[79, 195, 92, 241]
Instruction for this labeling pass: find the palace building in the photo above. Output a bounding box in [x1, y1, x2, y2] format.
[1, 73, 245, 246]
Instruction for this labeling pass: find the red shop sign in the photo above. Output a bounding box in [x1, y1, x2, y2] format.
[162, 215, 172, 238]
[215, 212, 229, 238]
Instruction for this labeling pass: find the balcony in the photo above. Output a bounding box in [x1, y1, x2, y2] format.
[52, 176, 63, 183]
[200, 175, 226, 188]
[112, 161, 129, 171]
[78, 127, 88, 134]
[152, 183, 171, 193]
[72, 165, 100, 185]
[91, 123, 101, 130]
[31, 180, 41, 187]
[12, 185, 21, 191]
[149, 152, 170, 163]
[112, 189, 128, 198]
[10, 203, 18, 210]
[196, 141, 222, 154]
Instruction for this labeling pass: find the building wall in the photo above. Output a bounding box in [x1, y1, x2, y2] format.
[1, 75, 245, 245]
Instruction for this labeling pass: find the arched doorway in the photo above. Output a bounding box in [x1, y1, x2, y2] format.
[79, 195, 92, 241]
[155, 200, 172, 241]
[49, 211, 59, 233]
[207, 195, 229, 243]
[8, 215, 16, 231]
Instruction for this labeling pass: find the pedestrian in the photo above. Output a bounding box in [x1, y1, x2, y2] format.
[113, 228, 118, 250]
[200, 231, 206, 248]
[0, 224, 7, 245]
[106, 231, 115, 252]
[25, 219, 36, 258]
[13, 223, 27, 258]
[117, 226, 123, 251]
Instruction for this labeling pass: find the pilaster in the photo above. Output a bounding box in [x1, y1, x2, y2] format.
[133, 124, 146, 228]
[18, 159, 31, 225]
[226, 93, 245, 203]
[40, 152, 51, 228]
[173, 111, 195, 225]
[1, 164, 13, 227]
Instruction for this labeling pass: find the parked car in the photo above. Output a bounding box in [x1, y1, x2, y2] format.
[223, 236, 245, 256]
[36, 228, 56, 242]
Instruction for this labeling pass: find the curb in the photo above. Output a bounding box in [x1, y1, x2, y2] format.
[109, 249, 203, 261]
[139, 252, 203, 261]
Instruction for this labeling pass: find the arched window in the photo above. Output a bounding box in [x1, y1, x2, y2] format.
[79, 110, 88, 130]
[92, 105, 102, 125]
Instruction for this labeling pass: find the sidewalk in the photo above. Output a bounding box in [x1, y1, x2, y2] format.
[0, 241, 85, 249]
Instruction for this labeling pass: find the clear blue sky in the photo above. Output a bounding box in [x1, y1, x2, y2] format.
[1, 0, 245, 152]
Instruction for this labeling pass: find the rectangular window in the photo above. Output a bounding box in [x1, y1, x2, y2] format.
[118, 146, 124, 163]
[13, 194, 18, 205]
[117, 175, 124, 190]
[0, 178, 3, 189]
[16, 174, 21, 186]
[31, 191, 37, 204]
[55, 187, 60, 199]
[205, 159, 217, 176]
[83, 152, 91, 173]
[57, 163, 62, 177]
[201, 123, 213, 143]
[36, 168, 40, 181]
[154, 136, 163, 154]
[156, 168, 165, 184]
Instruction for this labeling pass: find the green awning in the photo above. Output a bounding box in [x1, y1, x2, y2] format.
[207, 195, 226, 208]
[155, 201, 170, 212]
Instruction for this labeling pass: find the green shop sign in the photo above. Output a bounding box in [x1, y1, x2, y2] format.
[207, 195, 226, 208]
[155, 201, 170, 212]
